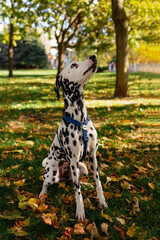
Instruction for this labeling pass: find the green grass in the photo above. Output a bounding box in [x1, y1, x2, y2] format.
[0, 69, 160, 240]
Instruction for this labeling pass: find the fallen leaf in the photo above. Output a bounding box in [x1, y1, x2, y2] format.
[17, 219, 30, 227]
[14, 179, 25, 187]
[9, 228, 29, 237]
[132, 197, 140, 215]
[86, 222, 100, 239]
[126, 223, 136, 237]
[0, 210, 25, 220]
[120, 181, 131, 190]
[101, 210, 113, 222]
[28, 198, 38, 211]
[148, 183, 155, 189]
[111, 176, 120, 182]
[120, 175, 132, 181]
[59, 182, 66, 188]
[38, 204, 48, 213]
[59, 227, 73, 240]
[101, 223, 109, 235]
[41, 213, 60, 228]
[114, 225, 125, 240]
[74, 223, 86, 235]
[115, 217, 125, 225]
[84, 198, 96, 210]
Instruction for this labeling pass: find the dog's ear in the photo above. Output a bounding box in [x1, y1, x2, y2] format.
[54, 74, 61, 100]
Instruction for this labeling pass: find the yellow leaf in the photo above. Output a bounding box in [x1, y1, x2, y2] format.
[84, 198, 96, 210]
[120, 175, 132, 181]
[148, 182, 155, 189]
[120, 181, 131, 190]
[111, 176, 120, 182]
[39, 175, 43, 181]
[28, 167, 33, 171]
[101, 210, 113, 222]
[14, 179, 25, 187]
[18, 219, 30, 227]
[28, 198, 38, 211]
[9, 228, 29, 237]
[59, 182, 66, 188]
[127, 223, 136, 237]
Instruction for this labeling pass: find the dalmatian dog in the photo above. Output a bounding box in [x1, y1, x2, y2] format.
[39, 55, 107, 221]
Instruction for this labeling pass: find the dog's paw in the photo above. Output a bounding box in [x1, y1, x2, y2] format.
[39, 185, 48, 199]
[76, 210, 86, 222]
[100, 201, 108, 209]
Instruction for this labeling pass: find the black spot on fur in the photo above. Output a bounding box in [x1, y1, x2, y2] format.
[73, 171, 76, 176]
[52, 177, 55, 182]
[89, 133, 93, 138]
[91, 165, 94, 171]
[89, 157, 93, 163]
[71, 165, 75, 170]
[74, 182, 80, 189]
[65, 137, 69, 145]
[53, 171, 57, 176]
[73, 140, 77, 146]
[71, 133, 74, 138]
[75, 109, 78, 115]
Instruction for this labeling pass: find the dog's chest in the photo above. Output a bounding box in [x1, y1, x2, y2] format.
[52, 119, 97, 162]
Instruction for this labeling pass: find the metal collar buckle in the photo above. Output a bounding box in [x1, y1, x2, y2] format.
[82, 124, 87, 130]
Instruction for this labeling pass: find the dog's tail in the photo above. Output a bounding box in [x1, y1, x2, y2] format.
[79, 162, 88, 176]
[42, 158, 48, 168]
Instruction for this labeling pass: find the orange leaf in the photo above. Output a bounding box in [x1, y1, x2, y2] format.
[148, 183, 155, 189]
[114, 225, 125, 240]
[14, 179, 25, 187]
[38, 204, 48, 213]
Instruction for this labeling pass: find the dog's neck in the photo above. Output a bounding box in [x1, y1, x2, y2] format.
[62, 88, 87, 123]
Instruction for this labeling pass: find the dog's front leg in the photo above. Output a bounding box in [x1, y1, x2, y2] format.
[70, 160, 85, 221]
[89, 151, 108, 208]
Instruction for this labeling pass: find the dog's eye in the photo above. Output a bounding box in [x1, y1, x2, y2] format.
[71, 63, 78, 68]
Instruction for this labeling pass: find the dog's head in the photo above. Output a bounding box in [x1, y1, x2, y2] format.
[54, 55, 97, 99]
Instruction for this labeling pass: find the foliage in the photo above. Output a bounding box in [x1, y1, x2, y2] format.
[130, 42, 160, 63]
[0, 38, 51, 69]
[0, 0, 37, 45]
[0, 70, 160, 239]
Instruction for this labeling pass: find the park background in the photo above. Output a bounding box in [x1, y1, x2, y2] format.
[0, 0, 160, 239]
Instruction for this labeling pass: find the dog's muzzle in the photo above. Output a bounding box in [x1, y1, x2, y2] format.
[83, 55, 97, 75]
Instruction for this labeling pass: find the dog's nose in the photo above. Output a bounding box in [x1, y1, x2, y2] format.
[89, 55, 97, 63]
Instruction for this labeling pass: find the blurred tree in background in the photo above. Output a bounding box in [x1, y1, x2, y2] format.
[0, 0, 37, 77]
[0, 37, 51, 69]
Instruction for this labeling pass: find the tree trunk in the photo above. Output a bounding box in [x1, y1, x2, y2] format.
[112, 0, 129, 97]
[8, 22, 14, 77]
[58, 44, 65, 74]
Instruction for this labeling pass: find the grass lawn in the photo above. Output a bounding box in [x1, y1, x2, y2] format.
[0, 69, 160, 240]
